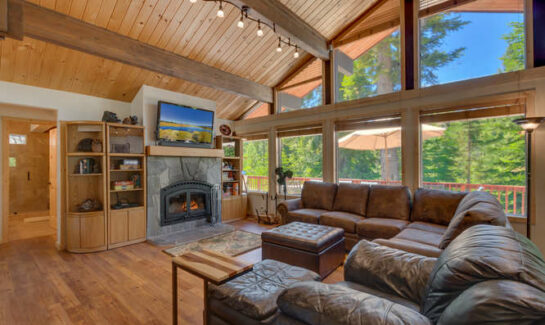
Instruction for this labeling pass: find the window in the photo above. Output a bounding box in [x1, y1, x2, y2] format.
[243, 139, 269, 192]
[243, 103, 270, 120]
[419, 0, 525, 87]
[336, 116, 402, 185]
[335, 28, 402, 102]
[280, 133, 323, 195]
[9, 134, 26, 145]
[421, 105, 525, 216]
[278, 59, 323, 112]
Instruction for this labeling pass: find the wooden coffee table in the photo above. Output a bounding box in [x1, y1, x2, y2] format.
[172, 250, 253, 325]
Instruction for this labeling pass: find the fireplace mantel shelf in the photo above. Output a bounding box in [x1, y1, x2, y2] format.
[146, 145, 223, 158]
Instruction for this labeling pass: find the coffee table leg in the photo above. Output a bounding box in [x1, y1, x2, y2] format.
[203, 281, 209, 325]
[172, 262, 178, 325]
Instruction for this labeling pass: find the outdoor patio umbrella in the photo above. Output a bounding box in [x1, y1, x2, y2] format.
[338, 124, 445, 180]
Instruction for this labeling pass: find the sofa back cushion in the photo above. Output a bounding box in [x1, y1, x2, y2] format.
[301, 181, 338, 210]
[411, 188, 466, 226]
[421, 225, 545, 323]
[439, 191, 507, 249]
[332, 183, 370, 216]
[366, 185, 411, 220]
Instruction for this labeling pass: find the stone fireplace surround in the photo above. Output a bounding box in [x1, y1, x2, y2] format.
[147, 156, 222, 239]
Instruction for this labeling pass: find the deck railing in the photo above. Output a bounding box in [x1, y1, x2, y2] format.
[244, 175, 525, 216]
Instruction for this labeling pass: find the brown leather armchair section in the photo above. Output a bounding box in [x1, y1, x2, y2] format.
[422, 225, 545, 323]
[356, 218, 409, 240]
[439, 190, 508, 248]
[300, 181, 337, 210]
[366, 185, 411, 220]
[411, 188, 467, 226]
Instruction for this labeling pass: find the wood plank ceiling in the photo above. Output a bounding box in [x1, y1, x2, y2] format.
[0, 0, 374, 119]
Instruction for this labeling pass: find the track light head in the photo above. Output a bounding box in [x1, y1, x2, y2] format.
[189, 0, 197, 3]
[276, 38, 282, 52]
[257, 20, 264, 37]
[217, 1, 224, 17]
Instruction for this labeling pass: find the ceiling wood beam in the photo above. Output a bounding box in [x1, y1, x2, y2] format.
[232, 0, 329, 60]
[11, 0, 273, 103]
[1, 0, 23, 40]
[332, 0, 390, 45]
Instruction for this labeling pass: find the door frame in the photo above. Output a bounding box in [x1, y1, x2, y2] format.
[2, 117, 57, 243]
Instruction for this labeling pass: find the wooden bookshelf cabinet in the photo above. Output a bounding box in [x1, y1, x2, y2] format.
[216, 135, 248, 223]
[63, 122, 146, 253]
[106, 123, 146, 249]
[64, 122, 107, 253]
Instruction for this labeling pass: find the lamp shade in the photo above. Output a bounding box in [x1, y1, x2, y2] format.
[514, 117, 545, 132]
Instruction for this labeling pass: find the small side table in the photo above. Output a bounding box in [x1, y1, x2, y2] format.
[172, 249, 253, 325]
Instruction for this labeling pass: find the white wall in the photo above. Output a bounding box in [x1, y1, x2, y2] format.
[131, 85, 233, 145]
[0, 81, 131, 244]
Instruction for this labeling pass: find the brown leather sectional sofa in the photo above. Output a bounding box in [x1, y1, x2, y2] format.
[275, 225, 545, 324]
[277, 182, 509, 256]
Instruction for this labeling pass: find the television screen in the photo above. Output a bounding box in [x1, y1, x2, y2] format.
[156, 101, 214, 147]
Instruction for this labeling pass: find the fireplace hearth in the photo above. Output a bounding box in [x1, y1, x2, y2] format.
[160, 180, 219, 226]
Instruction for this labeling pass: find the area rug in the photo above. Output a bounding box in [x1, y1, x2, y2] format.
[163, 230, 262, 257]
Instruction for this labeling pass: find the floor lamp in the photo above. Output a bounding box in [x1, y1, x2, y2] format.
[514, 117, 545, 239]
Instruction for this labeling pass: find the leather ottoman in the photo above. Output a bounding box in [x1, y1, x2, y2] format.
[207, 259, 320, 325]
[261, 222, 345, 278]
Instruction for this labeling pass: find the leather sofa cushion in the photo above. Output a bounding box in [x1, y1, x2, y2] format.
[208, 259, 320, 321]
[406, 222, 447, 235]
[395, 228, 443, 247]
[344, 240, 437, 305]
[439, 191, 507, 249]
[277, 282, 432, 325]
[411, 188, 467, 226]
[373, 238, 442, 258]
[261, 222, 344, 253]
[320, 211, 363, 233]
[356, 218, 409, 240]
[286, 209, 327, 224]
[422, 225, 545, 323]
[438, 280, 545, 325]
[366, 185, 411, 220]
[336, 281, 420, 312]
[301, 181, 338, 210]
[332, 183, 370, 216]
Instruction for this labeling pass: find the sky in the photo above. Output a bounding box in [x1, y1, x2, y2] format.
[159, 102, 214, 127]
[425, 12, 524, 86]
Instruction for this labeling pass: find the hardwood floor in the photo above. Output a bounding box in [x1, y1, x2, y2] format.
[0, 219, 344, 325]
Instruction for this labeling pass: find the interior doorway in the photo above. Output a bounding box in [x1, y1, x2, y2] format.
[2, 117, 57, 242]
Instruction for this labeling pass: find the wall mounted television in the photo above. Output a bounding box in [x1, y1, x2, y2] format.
[155, 101, 215, 148]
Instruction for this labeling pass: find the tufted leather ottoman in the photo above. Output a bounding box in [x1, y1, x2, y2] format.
[207, 259, 320, 325]
[261, 222, 345, 278]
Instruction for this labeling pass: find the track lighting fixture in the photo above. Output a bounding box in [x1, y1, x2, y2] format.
[201, 1, 300, 58]
[217, 1, 224, 18]
[237, 9, 244, 28]
[276, 38, 282, 52]
[257, 20, 264, 37]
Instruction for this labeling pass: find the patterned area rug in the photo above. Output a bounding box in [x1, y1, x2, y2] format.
[163, 230, 262, 257]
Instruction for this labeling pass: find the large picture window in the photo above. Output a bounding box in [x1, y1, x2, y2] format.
[243, 139, 269, 192]
[419, 0, 525, 87]
[336, 117, 402, 186]
[421, 106, 526, 216]
[280, 133, 323, 195]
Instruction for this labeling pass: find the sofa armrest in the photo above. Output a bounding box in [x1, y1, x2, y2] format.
[277, 282, 431, 325]
[277, 198, 303, 224]
[344, 240, 437, 304]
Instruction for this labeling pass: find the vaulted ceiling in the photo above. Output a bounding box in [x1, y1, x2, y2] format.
[0, 0, 376, 119]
